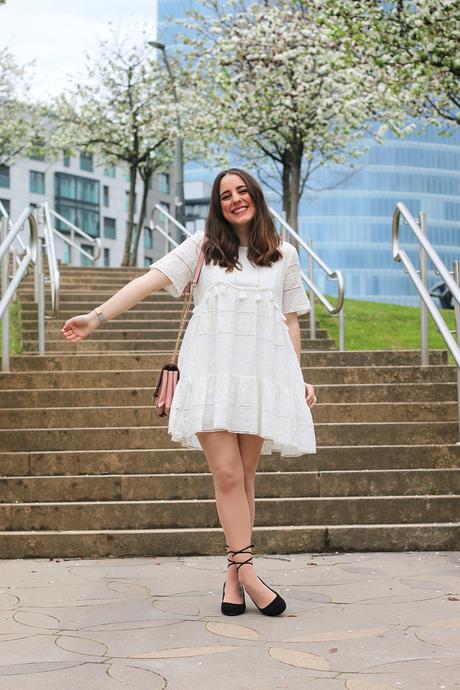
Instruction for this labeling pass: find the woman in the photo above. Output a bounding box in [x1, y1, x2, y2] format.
[61, 168, 317, 618]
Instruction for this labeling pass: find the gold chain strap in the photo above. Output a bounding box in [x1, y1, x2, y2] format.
[170, 284, 195, 366]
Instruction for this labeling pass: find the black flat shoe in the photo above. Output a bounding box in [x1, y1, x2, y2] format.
[221, 543, 246, 616]
[227, 544, 287, 617]
[243, 576, 287, 617]
[221, 581, 246, 616]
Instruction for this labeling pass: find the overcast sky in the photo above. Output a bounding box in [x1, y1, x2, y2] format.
[0, 0, 157, 99]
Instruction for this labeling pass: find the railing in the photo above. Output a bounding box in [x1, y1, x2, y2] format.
[0, 202, 101, 371]
[392, 202, 460, 443]
[0, 206, 45, 372]
[150, 203, 192, 252]
[269, 208, 345, 351]
[151, 203, 346, 350]
[40, 202, 102, 314]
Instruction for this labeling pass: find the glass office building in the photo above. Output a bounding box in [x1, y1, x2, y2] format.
[301, 127, 460, 305]
[157, 0, 460, 305]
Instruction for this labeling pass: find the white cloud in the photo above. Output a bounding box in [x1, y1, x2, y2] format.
[0, 0, 157, 99]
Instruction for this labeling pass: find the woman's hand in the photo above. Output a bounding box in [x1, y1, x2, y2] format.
[304, 382, 317, 408]
[61, 312, 99, 343]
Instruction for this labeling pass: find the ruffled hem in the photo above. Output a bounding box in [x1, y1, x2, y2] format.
[170, 428, 316, 458]
[167, 373, 316, 458]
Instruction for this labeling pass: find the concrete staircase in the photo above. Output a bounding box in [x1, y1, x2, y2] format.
[0, 264, 459, 558]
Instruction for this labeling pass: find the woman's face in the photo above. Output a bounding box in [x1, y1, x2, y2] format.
[219, 174, 256, 228]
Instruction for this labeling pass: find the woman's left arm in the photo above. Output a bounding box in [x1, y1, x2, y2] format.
[285, 312, 317, 408]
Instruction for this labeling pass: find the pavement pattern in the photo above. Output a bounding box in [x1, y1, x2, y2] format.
[0, 550, 459, 689]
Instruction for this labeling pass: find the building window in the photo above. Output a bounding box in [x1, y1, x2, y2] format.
[103, 247, 110, 267]
[0, 166, 10, 189]
[80, 153, 93, 172]
[159, 173, 170, 195]
[103, 185, 109, 207]
[144, 256, 153, 267]
[80, 243, 94, 267]
[103, 217, 116, 239]
[29, 170, 45, 194]
[0, 198, 10, 214]
[104, 165, 116, 178]
[30, 151, 45, 161]
[55, 172, 100, 238]
[63, 153, 71, 167]
[144, 226, 153, 249]
[63, 242, 71, 264]
[159, 201, 170, 214]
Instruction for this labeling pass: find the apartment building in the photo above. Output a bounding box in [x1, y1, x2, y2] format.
[0, 152, 176, 268]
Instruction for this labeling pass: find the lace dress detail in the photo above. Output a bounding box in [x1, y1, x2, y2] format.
[150, 230, 316, 457]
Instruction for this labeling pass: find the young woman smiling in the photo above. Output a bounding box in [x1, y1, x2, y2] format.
[61, 168, 316, 617]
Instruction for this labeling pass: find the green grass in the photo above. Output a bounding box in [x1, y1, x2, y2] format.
[0, 298, 23, 356]
[317, 296, 457, 359]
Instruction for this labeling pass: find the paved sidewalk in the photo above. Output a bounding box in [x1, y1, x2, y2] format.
[0, 550, 459, 689]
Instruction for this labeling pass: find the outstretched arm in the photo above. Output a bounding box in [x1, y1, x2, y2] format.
[86, 268, 172, 327]
[61, 268, 173, 343]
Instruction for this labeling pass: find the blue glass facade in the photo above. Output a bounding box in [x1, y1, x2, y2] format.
[158, 1, 460, 305]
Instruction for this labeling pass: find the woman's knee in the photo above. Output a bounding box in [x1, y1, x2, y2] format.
[213, 462, 244, 493]
[197, 430, 244, 493]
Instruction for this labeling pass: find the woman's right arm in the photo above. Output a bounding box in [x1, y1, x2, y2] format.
[60, 268, 173, 343]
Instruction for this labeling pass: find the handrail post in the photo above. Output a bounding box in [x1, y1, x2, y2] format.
[307, 240, 315, 341]
[1, 217, 10, 372]
[419, 212, 429, 366]
[454, 260, 460, 445]
[36, 206, 46, 356]
[338, 305, 345, 352]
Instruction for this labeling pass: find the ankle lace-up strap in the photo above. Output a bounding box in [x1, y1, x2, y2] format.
[226, 543, 254, 572]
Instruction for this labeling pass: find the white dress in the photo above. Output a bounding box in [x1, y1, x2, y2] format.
[150, 230, 316, 457]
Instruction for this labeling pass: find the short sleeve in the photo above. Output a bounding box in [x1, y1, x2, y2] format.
[149, 230, 205, 297]
[282, 243, 311, 316]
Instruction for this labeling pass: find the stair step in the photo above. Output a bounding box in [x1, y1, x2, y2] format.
[35, 324, 330, 338]
[1, 368, 455, 391]
[0, 421, 456, 452]
[0, 401, 456, 428]
[0, 522, 458, 558]
[22, 339, 338, 353]
[1, 468, 458, 502]
[0, 444, 458, 476]
[3, 350, 449, 371]
[0, 382, 456, 406]
[1, 495, 459, 531]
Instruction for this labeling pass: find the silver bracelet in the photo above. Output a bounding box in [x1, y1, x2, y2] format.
[94, 307, 106, 323]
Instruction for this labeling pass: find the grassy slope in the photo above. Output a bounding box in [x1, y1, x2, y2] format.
[0, 298, 23, 356]
[317, 297, 456, 357]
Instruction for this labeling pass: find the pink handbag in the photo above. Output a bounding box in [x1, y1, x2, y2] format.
[152, 240, 206, 416]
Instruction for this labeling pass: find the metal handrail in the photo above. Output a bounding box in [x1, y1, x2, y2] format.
[44, 203, 102, 264]
[392, 202, 460, 443]
[0, 207, 46, 372]
[151, 203, 346, 350]
[38, 202, 102, 314]
[150, 204, 192, 252]
[269, 207, 345, 351]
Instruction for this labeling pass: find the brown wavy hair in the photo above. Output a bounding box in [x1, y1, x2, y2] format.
[202, 168, 283, 271]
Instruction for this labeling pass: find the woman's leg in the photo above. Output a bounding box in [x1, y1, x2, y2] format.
[196, 429, 276, 608]
[237, 433, 264, 530]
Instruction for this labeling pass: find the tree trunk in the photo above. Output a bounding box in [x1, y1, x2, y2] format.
[281, 160, 291, 233]
[121, 163, 137, 266]
[288, 135, 304, 235]
[288, 153, 301, 235]
[281, 141, 303, 248]
[130, 172, 151, 266]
